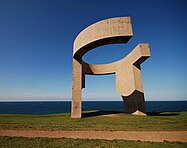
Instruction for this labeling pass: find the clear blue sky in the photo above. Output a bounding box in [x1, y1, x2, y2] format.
[0, 0, 187, 101]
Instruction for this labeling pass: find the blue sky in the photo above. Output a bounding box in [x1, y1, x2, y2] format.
[0, 0, 186, 101]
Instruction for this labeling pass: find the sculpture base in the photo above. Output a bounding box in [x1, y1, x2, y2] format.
[71, 101, 81, 118]
[122, 90, 146, 115]
[132, 110, 147, 116]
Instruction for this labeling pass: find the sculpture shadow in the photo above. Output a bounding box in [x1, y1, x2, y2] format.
[82, 110, 180, 118]
[82, 110, 123, 118]
[146, 112, 180, 116]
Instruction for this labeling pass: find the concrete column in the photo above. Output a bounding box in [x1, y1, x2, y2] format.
[120, 65, 146, 115]
[71, 59, 82, 118]
[122, 90, 146, 115]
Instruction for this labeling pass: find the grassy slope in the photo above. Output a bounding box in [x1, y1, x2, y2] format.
[0, 136, 187, 148]
[0, 111, 186, 131]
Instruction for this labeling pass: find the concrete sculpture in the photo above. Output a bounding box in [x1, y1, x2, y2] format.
[71, 17, 151, 118]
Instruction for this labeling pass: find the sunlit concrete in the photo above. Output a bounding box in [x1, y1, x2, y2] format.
[71, 17, 150, 118]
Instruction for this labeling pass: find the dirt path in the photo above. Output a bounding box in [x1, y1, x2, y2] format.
[0, 130, 187, 142]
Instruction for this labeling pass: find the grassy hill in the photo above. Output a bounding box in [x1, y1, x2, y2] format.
[0, 136, 187, 148]
[0, 111, 186, 131]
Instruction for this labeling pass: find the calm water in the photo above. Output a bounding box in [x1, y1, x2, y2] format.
[0, 101, 186, 114]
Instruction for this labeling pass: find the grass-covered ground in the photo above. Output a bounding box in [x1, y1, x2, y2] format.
[0, 111, 186, 131]
[0, 136, 187, 148]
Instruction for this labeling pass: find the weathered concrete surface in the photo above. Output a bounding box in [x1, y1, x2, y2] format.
[71, 17, 150, 118]
[73, 17, 133, 59]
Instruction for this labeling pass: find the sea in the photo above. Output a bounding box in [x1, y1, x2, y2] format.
[0, 101, 187, 114]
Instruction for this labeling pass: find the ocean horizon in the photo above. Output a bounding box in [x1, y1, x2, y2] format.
[0, 101, 187, 115]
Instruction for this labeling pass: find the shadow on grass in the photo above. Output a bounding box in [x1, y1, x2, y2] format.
[146, 112, 180, 116]
[82, 110, 124, 118]
[82, 110, 180, 118]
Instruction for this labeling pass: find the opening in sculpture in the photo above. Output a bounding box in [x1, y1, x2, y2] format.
[71, 17, 151, 118]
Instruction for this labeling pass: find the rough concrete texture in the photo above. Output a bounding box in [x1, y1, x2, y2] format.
[71, 17, 151, 118]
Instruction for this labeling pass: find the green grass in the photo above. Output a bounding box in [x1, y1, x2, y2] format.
[0, 111, 186, 131]
[0, 136, 186, 148]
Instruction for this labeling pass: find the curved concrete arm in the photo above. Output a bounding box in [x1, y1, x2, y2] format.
[73, 17, 133, 60]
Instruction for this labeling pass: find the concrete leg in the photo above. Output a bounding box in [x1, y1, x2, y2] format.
[71, 59, 82, 118]
[122, 90, 146, 115]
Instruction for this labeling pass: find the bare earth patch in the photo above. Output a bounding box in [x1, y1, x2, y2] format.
[101, 114, 120, 117]
[0, 130, 187, 142]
